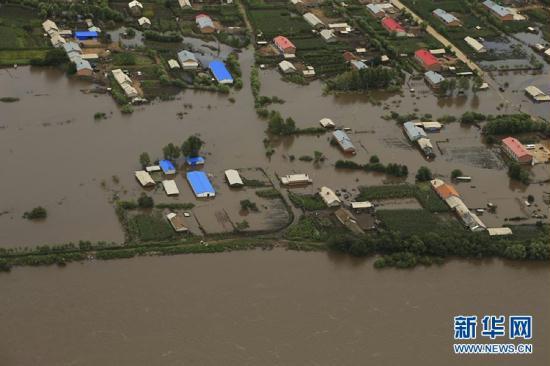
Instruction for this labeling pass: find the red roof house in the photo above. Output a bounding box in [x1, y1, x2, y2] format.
[414, 49, 441, 71]
[381, 17, 405, 34]
[273, 36, 296, 55]
[501, 137, 532, 164]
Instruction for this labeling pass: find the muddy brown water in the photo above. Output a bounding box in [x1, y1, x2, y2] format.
[0, 249, 548, 366]
[0, 48, 548, 247]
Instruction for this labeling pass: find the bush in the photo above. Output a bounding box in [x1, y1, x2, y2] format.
[240, 199, 259, 212]
[508, 162, 529, 184]
[415, 166, 433, 181]
[23, 206, 47, 220]
[288, 192, 326, 211]
[137, 194, 154, 209]
[451, 169, 463, 179]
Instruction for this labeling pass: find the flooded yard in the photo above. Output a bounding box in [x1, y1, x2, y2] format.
[0, 48, 548, 247]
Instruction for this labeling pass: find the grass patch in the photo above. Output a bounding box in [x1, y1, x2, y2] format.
[357, 183, 448, 212]
[377, 209, 461, 236]
[127, 212, 176, 242]
[288, 191, 327, 211]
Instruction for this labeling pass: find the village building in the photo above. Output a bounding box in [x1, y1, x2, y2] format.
[415, 49, 441, 71]
[487, 227, 513, 236]
[332, 130, 356, 153]
[166, 212, 189, 232]
[319, 186, 341, 207]
[424, 70, 445, 88]
[403, 122, 427, 142]
[159, 159, 176, 175]
[501, 137, 532, 164]
[168, 59, 180, 69]
[280, 174, 312, 186]
[75, 31, 98, 41]
[135, 171, 155, 187]
[433, 182, 460, 200]
[366, 3, 387, 18]
[381, 17, 405, 36]
[415, 121, 443, 132]
[88, 26, 101, 33]
[328, 23, 352, 33]
[524, 86, 550, 103]
[112, 69, 138, 98]
[273, 36, 296, 56]
[128, 0, 143, 15]
[350, 201, 374, 212]
[178, 0, 192, 8]
[320, 29, 337, 42]
[334, 208, 365, 235]
[320, 118, 336, 128]
[74, 58, 93, 77]
[464, 36, 486, 53]
[186, 156, 205, 166]
[187, 171, 216, 198]
[162, 180, 180, 196]
[278, 60, 296, 74]
[224, 169, 244, 187]
[302, 66, 315, 77]
[350, 60, 368, 70]
[177, 50, 199, 70]
[58, 30, 73, 38]
[50, 33, 66, 48]
[196, 14, 216, 33]
[303, 12, 324, 29]
[482, 0, 513, 21]
[208, 60, 233, 84]
[432, 8, 461, 26]
[417, 137, 434, 158]
[42, 20, 59, 36]
[138, 17, 151, 28]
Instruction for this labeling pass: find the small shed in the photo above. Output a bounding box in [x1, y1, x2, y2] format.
[320, 118, 335, 128]
[187, 171, 216, 198]
[225, 169, 244, 187]
[186, 156, 205, 166]
[159, 160, 176, 175]
[135, 170, 155, 187]
[138, 17, 151, 28]
[146, 165, 161, 172]
[162, 180, 180, 196]
[75, 31, 98, 40]
[278, 60, 296, 74]
[350, 201, 374, 211]
[280, 174, 311, 186]
[166, 212, 189, 232]
[320, 29, 336, 42]
[168, 59, 180, 69]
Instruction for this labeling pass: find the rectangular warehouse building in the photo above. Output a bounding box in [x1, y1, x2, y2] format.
[187, 171, 216, 198]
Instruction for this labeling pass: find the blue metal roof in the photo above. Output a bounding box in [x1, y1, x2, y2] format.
[187, 171, 215, 197]
[75, 31, 98, 39]
[208, 60, 233, 84]
[186, 156, 205, 166]
[159, 160, 176, 174]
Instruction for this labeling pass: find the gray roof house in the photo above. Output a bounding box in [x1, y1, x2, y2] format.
[177, 50, 199, 69]
[424, 71, 445, 88]
[403, 122, 427, 142]
[332, 130, 356, 153]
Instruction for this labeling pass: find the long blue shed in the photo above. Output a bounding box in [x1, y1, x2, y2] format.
[186, 156, 205, 166]
[187, 171, 216, 198]
[208, 60, 233, 84]
[75, 31, 98, 40]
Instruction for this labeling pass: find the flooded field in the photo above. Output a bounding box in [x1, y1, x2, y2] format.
[0, 249, 548, 365]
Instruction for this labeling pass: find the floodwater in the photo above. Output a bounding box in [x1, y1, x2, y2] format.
[0, 48, 549, 247]
[0, 249, 548, 365]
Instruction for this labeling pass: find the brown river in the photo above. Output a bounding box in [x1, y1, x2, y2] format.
[0, 249, 548, 365]
[0, 49, 548, 365]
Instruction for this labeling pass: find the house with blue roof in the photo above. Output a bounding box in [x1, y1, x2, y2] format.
[159, 160, 176, 175]
[186, 156, 205, 166]
[208, 60, 233, 84]
[187, 171, 216, 198]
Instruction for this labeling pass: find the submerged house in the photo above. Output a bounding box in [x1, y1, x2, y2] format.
[187, 171, 216, 198]
[225, 169, 244, 187]
[501, 137, 532, 164]
[135, 170, 155, 187]
[162, 180, 180, 196]
[424, 71, 445, 89]
[332, 130, 356, 153]
[319, 186, 341, 207]
[280, 174, 312, 186]
[403, 122, 427, 142]
[159, 159, 176, 175]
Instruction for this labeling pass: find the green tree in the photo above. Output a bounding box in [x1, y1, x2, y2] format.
[23, 206, 47, 220]
[163, 143, 180, 160]
[181, 136, 204, 158]
[508, 162, 529, 184]
[137, 194, 154, 209]
[415, 166, 433, 181]
[139, 152, 151, 168]
[504, 243, 527, 260]
[451, 169, 463, 180]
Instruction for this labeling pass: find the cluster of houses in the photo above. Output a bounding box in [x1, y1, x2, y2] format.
[42, 20, 101, 77]
[128, 1, 152, 29]
[430, 179, 489, 232]
[403, 121, 436, 158]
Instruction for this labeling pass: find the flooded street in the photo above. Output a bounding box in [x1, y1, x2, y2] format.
[1, 48, 548, 246]
[0, 249, 548, 365]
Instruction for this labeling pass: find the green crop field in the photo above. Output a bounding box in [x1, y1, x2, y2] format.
[377, 209, 462, 236]
[248, 8, 311, 38]
[0, 5, 48, 50]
